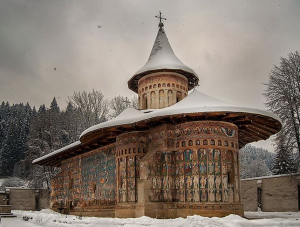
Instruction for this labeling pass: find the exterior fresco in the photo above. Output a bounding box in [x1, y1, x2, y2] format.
[147, 121, 240, 205]
[50, 145, 116, 211]
[51, 121, 242, 217]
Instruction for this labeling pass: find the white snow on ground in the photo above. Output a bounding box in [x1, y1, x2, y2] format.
[1, 210, 299, 227]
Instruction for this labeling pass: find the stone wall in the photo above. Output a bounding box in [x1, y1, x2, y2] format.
[7, 188, 49, 211]
[241, 174, 300, 212]
[0, 191, 7, 205]
[262, 175, 299, 212]
[241, 180, 257, 211]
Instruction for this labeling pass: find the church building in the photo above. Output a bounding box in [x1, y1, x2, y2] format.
[33, 19, 281, 218]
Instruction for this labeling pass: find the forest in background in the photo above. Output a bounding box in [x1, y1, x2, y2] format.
[0, 90, 137, 188]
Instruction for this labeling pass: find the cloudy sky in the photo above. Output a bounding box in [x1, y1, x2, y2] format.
[1, 0, 300, 151]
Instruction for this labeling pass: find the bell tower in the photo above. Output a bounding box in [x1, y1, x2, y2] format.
[127, 12, 199, 110]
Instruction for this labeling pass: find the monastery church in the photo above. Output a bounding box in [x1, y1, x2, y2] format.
[34, 19, 281, 218]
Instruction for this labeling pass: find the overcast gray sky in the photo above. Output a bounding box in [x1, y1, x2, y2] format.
[1, 0, 300, 151]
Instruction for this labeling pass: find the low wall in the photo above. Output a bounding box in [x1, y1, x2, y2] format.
[241, 174, 300, 212]
[0, 205, 11, 213]
[6, 188, 50, 211]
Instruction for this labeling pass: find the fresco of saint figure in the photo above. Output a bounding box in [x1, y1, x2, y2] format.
[214, 149, 220, 160]
[187, 189, 193, 202]
[175, 177, 180, 189]
[194, 189, 200, 202]
[185, 162, 192, 175]
[199, 162, 206, 175]
[193, 161, 198, 174]
[208, 149, 214, 160]
[152, 177, 157, 189]
[215, 175, 221, 189]
[208, 175, 214, 189]
[208, 189, 215, 202]
[186, 176, 193, 188]
[200, 176, 207, 189]
[180, 176, 184, 189]
[208, 162, 214, 175]
[193, 175, 199, 189]
[216, 190, 222, 202]
[215, 163, 221, 175]
[198, 149, 206, 161]
[200, 189, 207, 202]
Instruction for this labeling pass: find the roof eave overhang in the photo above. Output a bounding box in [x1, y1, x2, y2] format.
[128, 68, 199, 93]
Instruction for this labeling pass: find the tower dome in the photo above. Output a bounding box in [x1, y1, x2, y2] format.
[128, 24, 199, 109]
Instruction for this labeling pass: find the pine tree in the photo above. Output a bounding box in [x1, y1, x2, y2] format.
[272, 132, 296, 175]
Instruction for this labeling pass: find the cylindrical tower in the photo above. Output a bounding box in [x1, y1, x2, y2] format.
[128, 23, 199, 110]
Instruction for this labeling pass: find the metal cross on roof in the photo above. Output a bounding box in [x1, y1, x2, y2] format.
[123, 97, 131, 104]
[155, 11, 166, 27]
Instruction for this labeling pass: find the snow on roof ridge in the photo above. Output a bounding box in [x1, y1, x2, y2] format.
[80, 90, 281, 138]
[80, 108, 145, 138]
[134, 27, 198, 77]
[32, 141, 81, 164]
[165, 88, 231, 110]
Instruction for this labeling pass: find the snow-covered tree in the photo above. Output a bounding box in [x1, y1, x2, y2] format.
[239, 145, 274, 179]
[272, 132, 297, 174]
[264, 51, 300, 162]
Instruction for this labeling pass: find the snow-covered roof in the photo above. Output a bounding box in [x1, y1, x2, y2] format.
[32, 141, 81, 164]
[80, 89, 281, 138]
[128, 26, 199, 92]
[35, 89, 281, 166]
[135, 27, 198, 77]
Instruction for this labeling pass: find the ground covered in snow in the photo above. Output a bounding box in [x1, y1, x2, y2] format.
[0, 210, 299, 227]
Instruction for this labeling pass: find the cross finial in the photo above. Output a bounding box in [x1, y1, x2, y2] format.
[155, 11, 166, 28]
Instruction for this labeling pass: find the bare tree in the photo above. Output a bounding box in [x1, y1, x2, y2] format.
[69, 90, 109, 129]
[264, 51, 300, 160]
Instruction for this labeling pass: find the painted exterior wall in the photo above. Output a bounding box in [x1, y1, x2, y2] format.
[241, 174, 300, 212]
[50, 120, 244, 218]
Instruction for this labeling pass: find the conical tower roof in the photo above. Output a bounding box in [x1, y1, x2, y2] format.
[128, 25, 199, 93]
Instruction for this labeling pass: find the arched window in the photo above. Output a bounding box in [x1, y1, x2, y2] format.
[153, 84, 157, 88]
[159, 90, 164, 108]
[149, 85, 152, 89]
[162, 83, 166, 87]
[167, 83, 170, 87]
[172, 83, 175, 87]
[150, 91, 156, 109]
[167, 90, 172, 107]
[176, 91, 182, 103]
[224, 141, 228, 147]
[158, 84, 161, 88]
